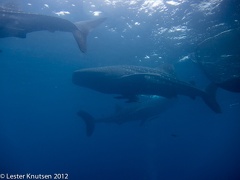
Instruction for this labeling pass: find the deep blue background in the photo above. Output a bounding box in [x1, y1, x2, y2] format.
[0, 0, 240, 179]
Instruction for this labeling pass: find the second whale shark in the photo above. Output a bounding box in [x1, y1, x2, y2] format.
[78, 96, 174, 136]
[0, 7, 106, 53]
[73, 65, 221, 113]
[195, 28, 240, 93]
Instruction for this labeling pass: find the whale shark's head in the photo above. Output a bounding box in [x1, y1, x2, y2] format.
[72, 67, 121, 93]
[73, 69, 103, 87]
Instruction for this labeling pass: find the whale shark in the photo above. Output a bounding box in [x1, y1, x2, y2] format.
[78, 96, 174, 136]
[0, 7, 106, 52]
[195, 28, 240, 92]
[73, 65, 221, 113]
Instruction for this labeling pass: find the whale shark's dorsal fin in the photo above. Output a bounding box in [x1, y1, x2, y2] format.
[160, 64, 176, 76]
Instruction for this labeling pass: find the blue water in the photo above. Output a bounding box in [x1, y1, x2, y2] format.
[0, 0, 240, 179]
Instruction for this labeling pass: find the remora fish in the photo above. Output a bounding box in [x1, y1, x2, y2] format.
[72, 65, 221, 113]
[0, 7, 106, 52]
[78, 96, 173, 136]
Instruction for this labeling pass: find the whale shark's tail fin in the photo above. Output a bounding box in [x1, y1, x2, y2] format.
[202, 83, 222, 113]
[73, 17, 106, 53]
[77, 110, 95, 136]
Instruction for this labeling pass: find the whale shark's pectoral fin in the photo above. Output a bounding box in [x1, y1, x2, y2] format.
[77, 110, 95, 136]
[114, 94, 139, 103]
[202, 83, 221, 113]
